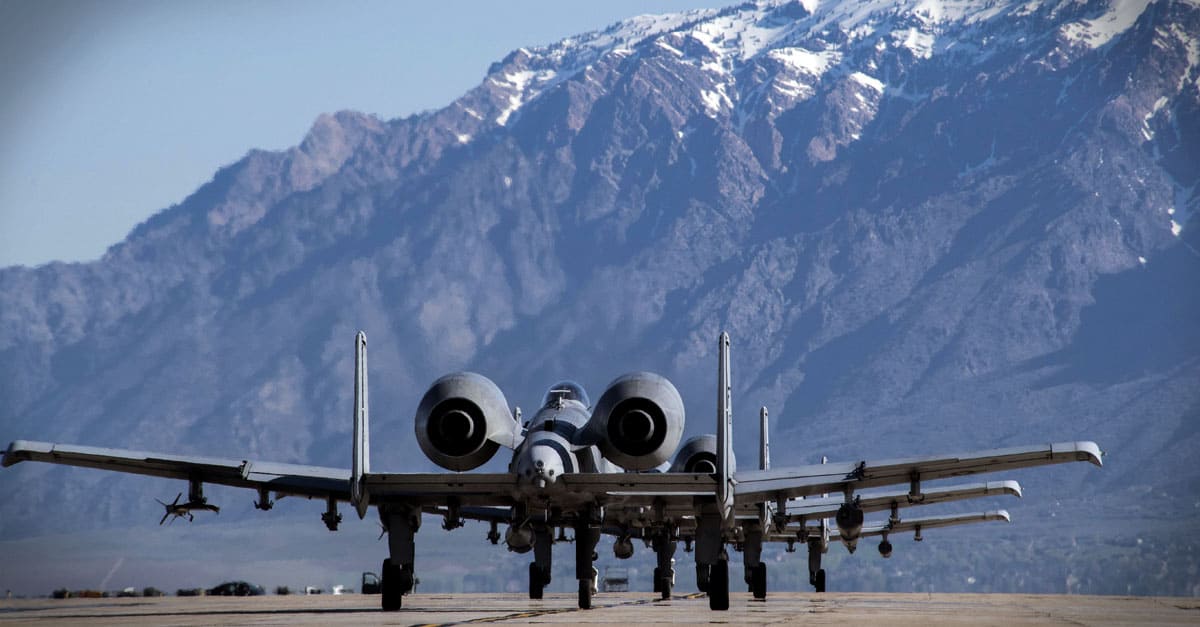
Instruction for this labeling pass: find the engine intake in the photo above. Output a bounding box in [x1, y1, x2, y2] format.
[589, 372, 684, 471]
[669, 434, 733, 475]
[415, 372, 516, 471]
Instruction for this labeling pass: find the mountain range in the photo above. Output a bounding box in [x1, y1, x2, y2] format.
[1, 0, 1197, 595]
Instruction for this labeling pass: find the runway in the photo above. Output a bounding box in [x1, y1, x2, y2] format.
[1, 592, 1196, 625]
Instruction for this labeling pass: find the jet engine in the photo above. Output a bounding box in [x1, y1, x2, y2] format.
[668, 434, 735, 475]
[587, 372, 685, 471]
[414, 372, 518, 471]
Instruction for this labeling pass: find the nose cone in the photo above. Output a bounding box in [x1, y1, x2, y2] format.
[519, 444, 564, 488]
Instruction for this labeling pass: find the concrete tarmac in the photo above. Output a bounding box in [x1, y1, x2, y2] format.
[1, 592, 1197, 626]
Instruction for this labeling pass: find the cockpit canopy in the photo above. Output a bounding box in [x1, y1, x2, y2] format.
[542, 380, 590, 408]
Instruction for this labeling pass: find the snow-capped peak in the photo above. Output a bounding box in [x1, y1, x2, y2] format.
[467, 0, 1176, 129]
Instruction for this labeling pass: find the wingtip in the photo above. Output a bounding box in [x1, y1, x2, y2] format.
[1078, 441, 1103, 467]
[2, 440, 37, 468]
[992, 509, 1012, 522]
[1053, 441, 1103, 467]
[992, 479, 1023, 498]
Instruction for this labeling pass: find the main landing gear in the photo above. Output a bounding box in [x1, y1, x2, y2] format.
[575, 516, 600, 609]
[743, 521, 766, 600]
[652, 531, 676, 600]
[529, 525, 552, 600]
[694, 513, 730, 610]
[808, 538, 827, 593]
[380, 506, 419, 611]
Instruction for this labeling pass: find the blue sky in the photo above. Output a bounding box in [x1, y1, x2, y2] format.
[0, 0, 720, 268]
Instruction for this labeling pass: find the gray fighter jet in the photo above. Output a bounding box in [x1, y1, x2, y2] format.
[2, 332, 1101, 611]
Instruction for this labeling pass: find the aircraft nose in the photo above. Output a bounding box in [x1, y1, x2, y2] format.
[521, 444, 563, 487]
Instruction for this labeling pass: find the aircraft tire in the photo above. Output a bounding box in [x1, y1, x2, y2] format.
[814, 569, 826, 593]
[578, 578, 592, 610]
[381, 559, 402, 611]
[660, 576, 672, 600]
[653, 567, 661, 593]
[708, 560, 729, 611]
[696, 564, 709, 592]
[529, 563, 544, 600]
[752, 562, 767, 599]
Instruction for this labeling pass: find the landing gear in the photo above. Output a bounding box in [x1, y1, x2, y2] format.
[381, 558, 404, 611]
[750, 562, 767, 599]
[380, 505, 419, 612]
[808, 538, 826, 593]
[578, 578, 592, 609]
[654, 567, 674, 600]
[574, 513, 599, 610]
[742, 522, 765, 600]
[529, 563, 546, 599]
[652, 531, 676, 600]
[530, 526, 552, 600]
[695, 563, 709, 592]
[707, 558, 729, 611]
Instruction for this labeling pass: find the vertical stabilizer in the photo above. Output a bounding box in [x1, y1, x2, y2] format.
[759, 406, 769, 471]
[716, 332, 735, 527]
[758, 406, 770, 529]
[351, 331, 371, 519]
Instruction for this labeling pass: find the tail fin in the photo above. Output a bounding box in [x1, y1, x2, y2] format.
[758, 406, 769, 471]
[351, 331, 371, 519]
[758, 405, 770, 529]
[716, 332, 735, 527]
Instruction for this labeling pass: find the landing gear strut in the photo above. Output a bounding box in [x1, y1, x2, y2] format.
[574, 513, 599, 609]
[743, 522, 766, 600]
[652, 531, 676, 600]
[380, 506, 419, 611]
[708, 557, 729, 611]
[530, 525, 552, 600]
[808, 538, 826, 593]
[694, 513, 728, 611]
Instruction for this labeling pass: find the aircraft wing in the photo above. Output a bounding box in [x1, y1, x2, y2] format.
[781, 480, 1022, 521]
[834, 509, 1012, 541]
[368, 471, 716, 509]
[2, 440, 350, 500]
[734, 441, 1100, 504]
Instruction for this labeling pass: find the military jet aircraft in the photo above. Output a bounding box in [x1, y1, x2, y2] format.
[2, 331, 1101, 611]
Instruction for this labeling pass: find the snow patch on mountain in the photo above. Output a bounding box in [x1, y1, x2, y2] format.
[1060, 0, 1153, 49]
[489, 66, 558, 126]
[769, 46, 840, 76]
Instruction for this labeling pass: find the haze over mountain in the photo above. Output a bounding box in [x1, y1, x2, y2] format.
[2, 0, 1197, 596]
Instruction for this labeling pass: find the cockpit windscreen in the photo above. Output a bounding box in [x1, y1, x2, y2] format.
[542, 380, 590, 408]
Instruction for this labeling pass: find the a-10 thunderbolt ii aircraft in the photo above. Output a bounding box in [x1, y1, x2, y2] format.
[2, 332, 1101, 611]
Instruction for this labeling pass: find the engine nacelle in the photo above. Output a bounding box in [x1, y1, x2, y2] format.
[667, 434, 735, 475]
[588, 372, 685, 471]
[414, 372, 517, 471]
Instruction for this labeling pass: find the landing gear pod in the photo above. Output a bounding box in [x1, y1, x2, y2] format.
[588, 372, 685, 471]
[415, 372, 518, 471]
